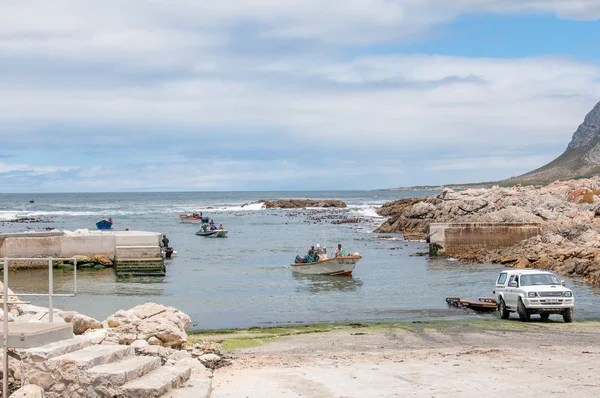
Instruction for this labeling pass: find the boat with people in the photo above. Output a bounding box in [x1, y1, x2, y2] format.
[178, 213, 209, 223]
[291, 244, 361, 276]
[195, 229, 228, 237]
[196, 220, 228, 237]
[96, 218, 113, 230]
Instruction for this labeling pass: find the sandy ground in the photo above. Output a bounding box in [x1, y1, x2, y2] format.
[209, 320, 600, 398]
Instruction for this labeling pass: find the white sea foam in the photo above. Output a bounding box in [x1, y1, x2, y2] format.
[192, 202, 266, 212]
[0, 212, 20, 220]
[347, 205, 383, 218]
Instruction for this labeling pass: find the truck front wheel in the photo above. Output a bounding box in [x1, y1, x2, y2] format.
[498, 298, 509, 319]
[563, 308, 573, 323]
[517, 298, 530, 322]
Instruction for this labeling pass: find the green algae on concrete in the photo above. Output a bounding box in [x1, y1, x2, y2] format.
[188, 318, 600, 351]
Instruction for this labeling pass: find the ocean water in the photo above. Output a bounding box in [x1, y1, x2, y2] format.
[1, 191, 599, 329]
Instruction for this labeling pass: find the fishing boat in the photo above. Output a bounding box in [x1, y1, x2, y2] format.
[291, 247, 361, 276]
[96, 219, 113, 230]
[195, 229, 228, 237]
[178, 214, 209, 223]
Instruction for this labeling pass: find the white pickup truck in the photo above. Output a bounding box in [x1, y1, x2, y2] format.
[493, 269, 574, 322]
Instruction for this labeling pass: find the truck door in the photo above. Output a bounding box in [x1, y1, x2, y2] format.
[505, 275, 517, 308]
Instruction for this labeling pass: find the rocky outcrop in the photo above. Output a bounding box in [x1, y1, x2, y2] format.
[260, 199, 347, 209]
[376, 177, 600, 286]
[104, 303, 192, 348]
[508, 100, 600, 184]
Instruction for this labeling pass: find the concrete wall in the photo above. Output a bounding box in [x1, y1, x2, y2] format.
[0, 231, 162, 269]
[429, 222, 541, 255]
[61, 234, 116, 257]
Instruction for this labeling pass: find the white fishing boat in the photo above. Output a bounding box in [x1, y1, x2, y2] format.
[195, 229, 228, 238]
[291, 246, 361, 276]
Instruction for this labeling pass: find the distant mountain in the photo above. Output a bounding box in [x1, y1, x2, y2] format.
[506, 101, 600, 185]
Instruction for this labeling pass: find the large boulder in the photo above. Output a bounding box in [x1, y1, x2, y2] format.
[104, 309, 140, 328]
[71, 313, 102, 335]
[9, 384, 46, 398]
[104, 303, 191, 348]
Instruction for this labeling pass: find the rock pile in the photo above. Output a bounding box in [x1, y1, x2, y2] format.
[3, 297, 206, 397]
[103, 303, 191, 348]
[376, 177, 600, 286]
[259, 199, 347, 209]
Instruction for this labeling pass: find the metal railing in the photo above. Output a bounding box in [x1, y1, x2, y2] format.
[2, 257, 78, 398]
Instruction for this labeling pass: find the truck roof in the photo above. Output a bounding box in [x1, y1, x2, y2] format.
[501, 269, 555, 276]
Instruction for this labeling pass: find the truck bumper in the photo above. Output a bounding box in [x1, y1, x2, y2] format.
[523, 298, 574, 313]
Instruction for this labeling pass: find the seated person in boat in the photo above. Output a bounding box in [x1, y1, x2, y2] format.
[307, 246, 320, 263]
[108, 217, 113, 224]
[201, 224, 207, 232]
[335, 244, 345, 257]
[218, 223, 224, 230]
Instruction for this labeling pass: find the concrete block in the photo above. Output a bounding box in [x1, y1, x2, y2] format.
[0, 323, 74, 349]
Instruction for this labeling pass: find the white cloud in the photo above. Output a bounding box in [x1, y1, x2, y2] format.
[0, 1, 599, 191]
[1, 54, 598, 152]
[0, 162, 74, 176]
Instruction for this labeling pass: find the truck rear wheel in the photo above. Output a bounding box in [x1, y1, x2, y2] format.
[517, 299, 530, 322]
[563, 308, 573, 323]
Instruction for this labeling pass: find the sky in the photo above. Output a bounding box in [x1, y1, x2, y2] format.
[1, 1, 600, 193]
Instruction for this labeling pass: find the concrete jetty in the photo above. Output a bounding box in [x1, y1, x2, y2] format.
[429, 222, 542, 256]
[0, 230, 166, 276]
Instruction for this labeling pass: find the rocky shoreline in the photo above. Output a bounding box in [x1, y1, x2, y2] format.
[375, 177, 600, 286]
[1, 283, 222, 397]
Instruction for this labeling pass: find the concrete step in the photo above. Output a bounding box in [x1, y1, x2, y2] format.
[120, 364, 192, 398]
[115, 258, 166, 277]
[49, 344, 134, 370]
[116, 246, 162, 259]
[87, 355, 161, 386]
[23, 336, 91, 361]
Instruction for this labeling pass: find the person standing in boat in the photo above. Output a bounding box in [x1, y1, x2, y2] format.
[162, 234, 170, 248]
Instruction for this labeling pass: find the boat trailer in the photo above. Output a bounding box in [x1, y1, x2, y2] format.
[446, 297, 498, 313]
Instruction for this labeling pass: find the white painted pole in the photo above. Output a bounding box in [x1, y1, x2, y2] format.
[74, 258, 77, 295]
[3, 258, 8, 398]
[48, 258, 53, 323]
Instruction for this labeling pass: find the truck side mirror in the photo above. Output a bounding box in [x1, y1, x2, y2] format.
[509, 281, 518, 287]
[561, 280, 566, 286]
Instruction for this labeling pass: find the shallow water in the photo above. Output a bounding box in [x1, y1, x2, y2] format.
[1, 191, 599, 329]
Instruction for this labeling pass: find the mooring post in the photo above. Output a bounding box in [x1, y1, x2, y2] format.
[48, 258, 53, 323]
[3, 257, 8, 398]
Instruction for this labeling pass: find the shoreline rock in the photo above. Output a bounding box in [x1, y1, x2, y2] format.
[375, 177, 600, 286]
[257, 199, 347, 209]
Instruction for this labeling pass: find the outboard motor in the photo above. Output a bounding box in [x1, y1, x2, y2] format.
[165, 247, 174, 259]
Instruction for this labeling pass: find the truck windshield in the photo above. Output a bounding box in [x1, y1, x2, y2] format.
[520, 274, 560, 286]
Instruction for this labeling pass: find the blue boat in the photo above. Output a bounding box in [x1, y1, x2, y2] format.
[96, 220, 113, 230]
